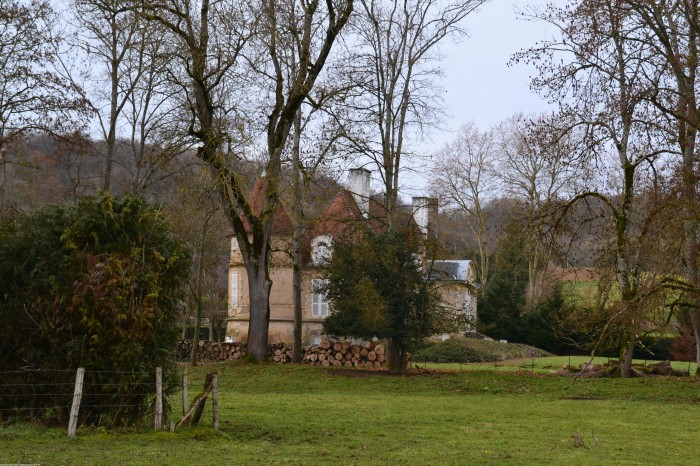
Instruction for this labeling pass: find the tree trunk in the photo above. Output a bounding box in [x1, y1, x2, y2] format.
[387, 338, 408, 373]
[691, 309, 700, 375]
[103, 19, 119, 193]
[681, 130, 700, 374]
[618, 338, 635, 378]
[190, 298, 201, 366]
[292, 248, 303, 362]
[291, 109, 304, 363]
[247, 265, 272, 360]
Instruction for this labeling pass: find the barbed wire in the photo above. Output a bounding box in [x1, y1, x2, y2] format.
[81, 403, 152, 408]
[0, 369, 74, 374]
[0, 405, 72, 412]
[0, 368, 175, 420]
[0, 382, 75, 387]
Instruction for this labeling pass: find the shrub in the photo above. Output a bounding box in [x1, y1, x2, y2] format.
[412, 339, 480, 363]
[0, 194, 190, 426]
[412, 338, 543, 363]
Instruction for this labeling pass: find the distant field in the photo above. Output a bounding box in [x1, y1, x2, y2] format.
[2, 362, 700, 465]
[560, 279, 601, 307]
[415, 355, 698, 374]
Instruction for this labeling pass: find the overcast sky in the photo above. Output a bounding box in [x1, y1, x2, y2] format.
[442, 0, 555, 130]
[401, 0, 559, 196]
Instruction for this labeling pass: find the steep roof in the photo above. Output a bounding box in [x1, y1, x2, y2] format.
[301, 190, 419, 264]
[430, 260, 475, 283]
[239, 177, 294, 235]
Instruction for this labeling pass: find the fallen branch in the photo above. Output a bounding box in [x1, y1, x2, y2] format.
[175, 373, 214, 430]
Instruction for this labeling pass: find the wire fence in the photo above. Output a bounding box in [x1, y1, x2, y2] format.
[0, 366, 219, 436]
[0, 367, 171, 429]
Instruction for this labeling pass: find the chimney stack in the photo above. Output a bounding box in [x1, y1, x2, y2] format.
[348, 168, 371, 218]
[412, 197, 438, 238]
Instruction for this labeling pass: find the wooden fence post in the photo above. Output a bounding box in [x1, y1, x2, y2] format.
[182, 367, 189, 414]
[155, 367, 163, 430]
[211, 374, 219, 432]
[68, 367, 85, 437]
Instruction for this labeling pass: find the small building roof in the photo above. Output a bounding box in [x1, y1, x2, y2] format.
[430, 260, 474, 283]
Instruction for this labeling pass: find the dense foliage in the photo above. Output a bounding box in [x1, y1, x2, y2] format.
[412, 338, 547, 363]
[0, 194, 190, 425]
[475, 226, 583, 355]
[322, 230, 462, 372]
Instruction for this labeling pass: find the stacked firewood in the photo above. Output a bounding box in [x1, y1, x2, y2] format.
[176, 339, 387, 368]
[303, 339, 386, 368]
[176, 340, 246, 361]
[269, 343, 293, 363]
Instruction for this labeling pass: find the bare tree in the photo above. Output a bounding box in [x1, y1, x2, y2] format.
[71, 0, 185, 194]
[138, 0, 353, 360]
[622, 0, 700, 373]
[431, 122, 497, 289]
[344, 0, 487, 225]
[166, 170, 228, 366]
[0, 0, 86, 156]
[73, 0, 140, 192]
[495, 114, 579, 309]
[515, 0, 671, 377]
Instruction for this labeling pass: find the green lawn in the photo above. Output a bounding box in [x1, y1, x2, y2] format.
[3, 361, 700, 465]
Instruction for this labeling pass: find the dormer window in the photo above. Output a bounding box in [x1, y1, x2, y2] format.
[311, 234, 333, 266]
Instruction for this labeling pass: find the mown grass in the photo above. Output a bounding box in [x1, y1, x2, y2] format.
[2, 361, 700, 465]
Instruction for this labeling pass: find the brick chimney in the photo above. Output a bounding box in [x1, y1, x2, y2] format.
[412, 197, 438, 238]
[348, 168, 371, 218]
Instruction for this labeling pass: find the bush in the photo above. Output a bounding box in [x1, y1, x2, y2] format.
[0, 194, 190, 426]
[412, 338, 544, 363]
[412, 339, 480, 363]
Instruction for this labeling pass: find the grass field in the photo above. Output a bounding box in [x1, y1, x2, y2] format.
[3, 360, 700, 465]
[416, 355, 698, 374]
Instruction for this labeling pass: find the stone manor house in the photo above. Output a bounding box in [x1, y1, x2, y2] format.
[226, 168, 477, 345]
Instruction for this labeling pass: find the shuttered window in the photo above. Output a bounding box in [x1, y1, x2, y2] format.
[311, 279, 329, 317]
[230, 272, 238, 309]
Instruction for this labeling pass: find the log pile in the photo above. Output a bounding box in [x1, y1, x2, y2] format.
[176, 340, 246, 361]
[269, 343, 293, 363]
[302, 339, 387, 368]
[176, 339, 387, 368]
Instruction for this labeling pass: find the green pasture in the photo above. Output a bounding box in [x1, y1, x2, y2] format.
[561, 279, 600, 307]
[416, 355, 698, 374]
[2, 361, 700, 465]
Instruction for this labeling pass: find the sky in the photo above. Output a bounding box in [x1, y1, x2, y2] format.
[403, 0, 559, 196]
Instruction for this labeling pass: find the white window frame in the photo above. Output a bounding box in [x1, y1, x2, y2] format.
[229, 272, 238, 309]
[311, 235, 333, 266]
[311, 279, 329, 317]
[231, 237, 239, 251]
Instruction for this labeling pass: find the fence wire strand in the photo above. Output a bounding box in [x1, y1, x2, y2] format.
[0, 368, 169, 424]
